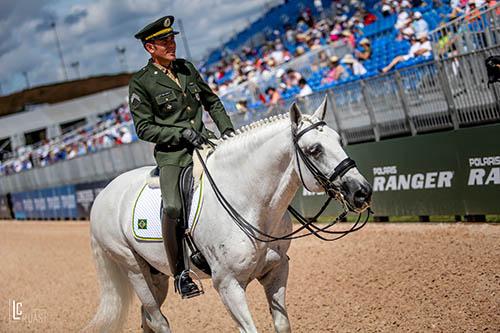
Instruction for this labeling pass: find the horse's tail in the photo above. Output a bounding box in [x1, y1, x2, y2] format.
[85, 236, 132, 333]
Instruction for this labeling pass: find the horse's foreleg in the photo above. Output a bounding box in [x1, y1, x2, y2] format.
[214, 276, 258, 333]
[258, 259, 291, 333]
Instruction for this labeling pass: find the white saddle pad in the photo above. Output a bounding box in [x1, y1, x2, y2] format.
[132, 176, 204, 242]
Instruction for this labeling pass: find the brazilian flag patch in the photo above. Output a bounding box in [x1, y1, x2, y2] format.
[138, 219, 148, 229]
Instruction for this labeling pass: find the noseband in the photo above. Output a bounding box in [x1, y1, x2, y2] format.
[293, 120, 356, 203]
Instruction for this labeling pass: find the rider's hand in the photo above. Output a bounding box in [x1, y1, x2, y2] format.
[222, 129, 235, 138]
[181, 128, 206, 148]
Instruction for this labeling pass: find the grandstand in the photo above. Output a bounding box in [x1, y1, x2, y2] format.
[203, 0, 498, 114]
[0, 0, 499, 219]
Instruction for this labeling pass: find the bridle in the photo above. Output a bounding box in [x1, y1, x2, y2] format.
[293, 119, 357, 209]
[194, 118, 372, 243]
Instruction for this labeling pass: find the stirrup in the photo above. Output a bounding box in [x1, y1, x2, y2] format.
[175, 270, 204, 299]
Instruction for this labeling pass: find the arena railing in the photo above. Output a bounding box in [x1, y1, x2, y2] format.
[429, 3, 500, 58]
[214, 44, 500, 144]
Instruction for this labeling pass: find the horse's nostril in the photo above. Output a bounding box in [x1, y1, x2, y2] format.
[354, 188, 367, 199]
[353, 185, 372, 206]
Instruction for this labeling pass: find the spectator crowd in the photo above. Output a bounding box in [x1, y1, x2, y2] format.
[0, 104, 137, 176]
[202, 0, 495, 110]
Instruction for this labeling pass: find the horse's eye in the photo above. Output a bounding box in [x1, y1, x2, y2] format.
[307, 143, 323, 158]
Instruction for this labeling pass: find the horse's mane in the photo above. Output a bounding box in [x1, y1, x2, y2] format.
[209, 113, 292, 156]
[192, 112, 315, 183]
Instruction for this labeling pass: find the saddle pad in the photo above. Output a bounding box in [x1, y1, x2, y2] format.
[132, 176, 204, 241]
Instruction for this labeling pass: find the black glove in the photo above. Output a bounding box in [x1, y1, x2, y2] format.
[222, 129, 235, 137]
[181, 128, 206, 148]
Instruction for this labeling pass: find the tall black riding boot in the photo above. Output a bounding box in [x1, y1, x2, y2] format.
[161, 209, 201, 299]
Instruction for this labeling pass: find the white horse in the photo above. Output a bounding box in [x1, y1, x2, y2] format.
[87, 99, 372, 333]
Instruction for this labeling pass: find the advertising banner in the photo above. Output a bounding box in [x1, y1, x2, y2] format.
[0, 195, 12, 219]
[10, 192, 28, 220]
[10, 185, 78, 220]
[75, 180, 110, 219]
[300, 124, 500, 216]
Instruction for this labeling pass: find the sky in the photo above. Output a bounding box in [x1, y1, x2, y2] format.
[0, 0, 280, 96]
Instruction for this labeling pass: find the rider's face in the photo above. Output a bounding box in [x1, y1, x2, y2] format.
[146, 35, 176, 63]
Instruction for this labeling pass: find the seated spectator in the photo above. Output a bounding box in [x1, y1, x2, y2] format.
[448, 0, 469, 19]
[355, 38, 372, 61]
[265, 87, 282, 105]
[412, 12, 429, 35]
[296, 17, 309, 33]
[284, 24, 296, 44]
[401, 0, 412, 9]
[436, 23, 459, 58]
[269, 42, 291, 65]
[466, 1, 482, 22]
[381, 0, 393, 17]
[120, 127, 133, 144]
[342, 54, 367, 76]
[382, 33, 432, 73]
[341, 30, 356, 48]
[362, 9, 377, 25]
[397, 19, 416, 41]
[395, 10, 411, 30]
[489, 0, 500, 15]
[235, 99, 250, 113]
[323, 56, 350, 83]
[295, 46, 306, 57]
[298, 78, 313, 97]
[329, 23, 343, 42]
[317, 50, 330, 69]
[284, 69, 303, 88]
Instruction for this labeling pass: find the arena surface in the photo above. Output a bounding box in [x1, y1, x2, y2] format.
[0, 221, 498, 332]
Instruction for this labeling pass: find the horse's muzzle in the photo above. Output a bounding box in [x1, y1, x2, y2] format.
[353, 182, 372, 209]
[342, 179, 372, 211]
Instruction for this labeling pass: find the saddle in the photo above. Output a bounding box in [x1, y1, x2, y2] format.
[150, 165, 212, 276]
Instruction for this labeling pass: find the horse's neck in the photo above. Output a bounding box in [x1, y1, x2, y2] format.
[209, 119, 300, 226]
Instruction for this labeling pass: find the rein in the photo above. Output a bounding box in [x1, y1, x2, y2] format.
[195, 120, 371, 242]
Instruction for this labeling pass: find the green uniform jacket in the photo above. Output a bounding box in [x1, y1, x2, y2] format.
[129, 58, 234, 167]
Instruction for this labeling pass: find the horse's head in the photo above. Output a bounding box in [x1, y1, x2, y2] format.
[290, 98, 372, 212]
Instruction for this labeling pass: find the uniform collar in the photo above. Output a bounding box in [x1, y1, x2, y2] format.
[148, 59, 187, 92]
[152, 61, 171, 74]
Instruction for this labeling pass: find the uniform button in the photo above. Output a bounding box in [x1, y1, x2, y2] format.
[187, 106, 191, 111]
[190, 120, 195, 124]
[183, 93, 187, 97]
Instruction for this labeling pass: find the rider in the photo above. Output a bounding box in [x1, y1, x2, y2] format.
[129, 15, 235, 298]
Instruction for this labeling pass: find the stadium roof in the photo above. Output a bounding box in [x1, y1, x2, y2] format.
[0, 73, 132, 117]
[0, 86, 128, 139]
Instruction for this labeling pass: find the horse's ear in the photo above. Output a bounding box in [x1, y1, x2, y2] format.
[313, 96, 328, 120]
[289, 102, 302, 127]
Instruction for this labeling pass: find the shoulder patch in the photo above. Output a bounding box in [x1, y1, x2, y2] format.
[130, 92, 142, 110]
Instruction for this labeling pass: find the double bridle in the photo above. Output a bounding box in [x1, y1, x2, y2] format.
[195, 119, 371, 243]
[293, 120, 357, 207]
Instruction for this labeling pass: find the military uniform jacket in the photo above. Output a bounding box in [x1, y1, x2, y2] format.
[129, 58, 234, 167]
